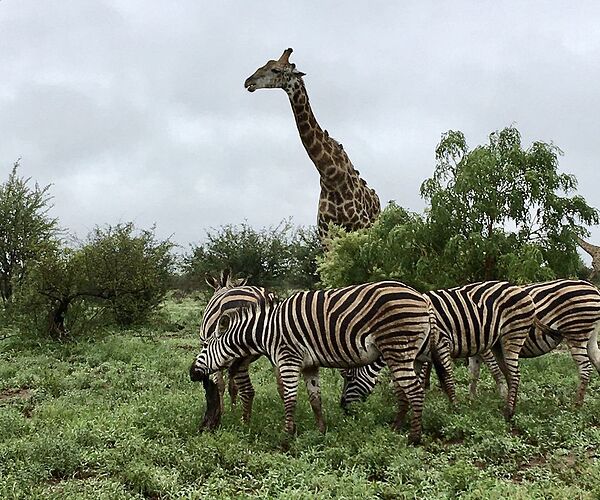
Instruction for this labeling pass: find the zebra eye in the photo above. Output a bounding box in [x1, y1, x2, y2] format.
[216, 315, 230, 335]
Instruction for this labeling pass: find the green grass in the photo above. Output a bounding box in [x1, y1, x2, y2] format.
[1, 300, 599, 498]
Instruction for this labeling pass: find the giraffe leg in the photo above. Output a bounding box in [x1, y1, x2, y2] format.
[302, 368, 326, 433]
[565, 336, 593, 406]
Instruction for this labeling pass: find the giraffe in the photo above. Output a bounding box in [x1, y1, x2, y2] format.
[244, 48, 381, 242]
[577, 236, 600, 280]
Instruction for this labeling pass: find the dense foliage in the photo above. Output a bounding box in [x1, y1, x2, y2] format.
[183, 221, 322, 292]
[79, 223, 175, 326]
[0, 162, 58, 305]
[320, 127, 599, 289]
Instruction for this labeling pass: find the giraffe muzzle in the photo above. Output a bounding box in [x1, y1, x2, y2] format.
[244, 78, 257, 92]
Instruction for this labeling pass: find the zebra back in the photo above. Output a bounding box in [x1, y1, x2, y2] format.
[425, 281, 535, 358]
[521, 279, 600, 357]
[193, 281, 433, 376]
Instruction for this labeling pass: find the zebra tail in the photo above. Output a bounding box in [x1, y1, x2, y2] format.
[533, 317, 562, 342]
[425, 295, 439, 349]
[587, 321, 600, 370]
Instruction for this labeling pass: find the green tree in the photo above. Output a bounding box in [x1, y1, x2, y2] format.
[420, 127, 598, 283]
[14, 245, 93, 338]
[0, 162, 58, 305]
[14, 223, 175, 336]
[320, 127, 598, 289]
[183, 221, 322, 292]
[79, 223, 175, 326]
[319, 203, 458, 290]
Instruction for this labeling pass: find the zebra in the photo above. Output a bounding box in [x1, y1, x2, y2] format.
[190, 280, 456, 443]
[468, 279, 600, 404]
[339, 281, 536, 420]
[201, 270, 258, 424]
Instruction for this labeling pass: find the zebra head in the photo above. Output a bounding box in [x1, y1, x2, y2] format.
[190, 285, 276, 382]
[339, 362, 383, 410]
[200, 270, 249, 341]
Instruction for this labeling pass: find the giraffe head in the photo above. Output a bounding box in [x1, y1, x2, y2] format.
[244, 48, 305, 92]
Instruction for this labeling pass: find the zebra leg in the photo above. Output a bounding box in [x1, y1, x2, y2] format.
[277, 359, 302, 435]
[588, 325, 600, 374]
[491, 342, 521, 421]
[382, 350, 425, 444]
[480, 350, 508, 399]
[420, 361, 433, 390]
[227, 374, 238, 407]
[431, 342, 456, 404]
[565, 336, 593, 406]
[228, 358, 256, 423]
[468, 356, 481, 398]
[302, 368, 326, 433]
[274, 365, 285, 402]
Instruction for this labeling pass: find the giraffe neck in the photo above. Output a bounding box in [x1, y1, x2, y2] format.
[576, 237, 600, 257]
[285, 80, 347, 182]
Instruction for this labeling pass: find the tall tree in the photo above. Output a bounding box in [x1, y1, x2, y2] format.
[0, 162, 58, 305]
[420, 127, 598, 283]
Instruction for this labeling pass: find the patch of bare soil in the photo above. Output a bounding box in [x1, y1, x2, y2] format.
[0, 387, 31, 401]
[511, 454, 548, 483]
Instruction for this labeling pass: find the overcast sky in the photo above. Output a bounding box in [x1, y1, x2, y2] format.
[2, 1, 599, 254]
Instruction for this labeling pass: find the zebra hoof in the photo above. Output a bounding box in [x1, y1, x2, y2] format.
[407, 432, 422, 445]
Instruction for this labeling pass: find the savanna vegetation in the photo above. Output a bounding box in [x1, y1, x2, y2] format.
[1, 298, 599, 498]
[1, 126, 599, 498]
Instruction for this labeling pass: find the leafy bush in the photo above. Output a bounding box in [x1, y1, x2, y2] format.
[13, 223, 175, 337]
[182, 220, 322, 291]
[80, 223, 175, 326]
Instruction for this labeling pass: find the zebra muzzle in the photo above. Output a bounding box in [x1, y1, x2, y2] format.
[189, 363, 207, 382]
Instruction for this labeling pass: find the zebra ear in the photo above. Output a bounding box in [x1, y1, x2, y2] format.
[226, 275, 249, 288]
[205, 274, 220, 291]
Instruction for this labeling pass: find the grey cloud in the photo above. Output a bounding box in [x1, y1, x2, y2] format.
[1, 0, 599, 255]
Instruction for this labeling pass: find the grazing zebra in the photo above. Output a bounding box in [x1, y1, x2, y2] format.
[190, 281, 456, 443]
[469, 279, 600, 404]
[340, 281, 535, 420]
[201, 270, 261, 423]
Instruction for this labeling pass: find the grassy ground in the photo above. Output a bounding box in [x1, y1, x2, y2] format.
[1, 298, 599, 499]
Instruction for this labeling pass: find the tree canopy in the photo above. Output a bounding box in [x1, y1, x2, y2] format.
[0, 162, 58, 305]
[320, 127, 599, 289]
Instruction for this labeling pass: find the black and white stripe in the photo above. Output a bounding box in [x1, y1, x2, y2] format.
[340, 281, 535, 419]
[190, 281, 454, 443]
[470, 279, 600, 404]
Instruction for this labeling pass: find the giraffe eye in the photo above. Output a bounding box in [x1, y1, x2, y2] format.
[271, 68, 281, 74]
